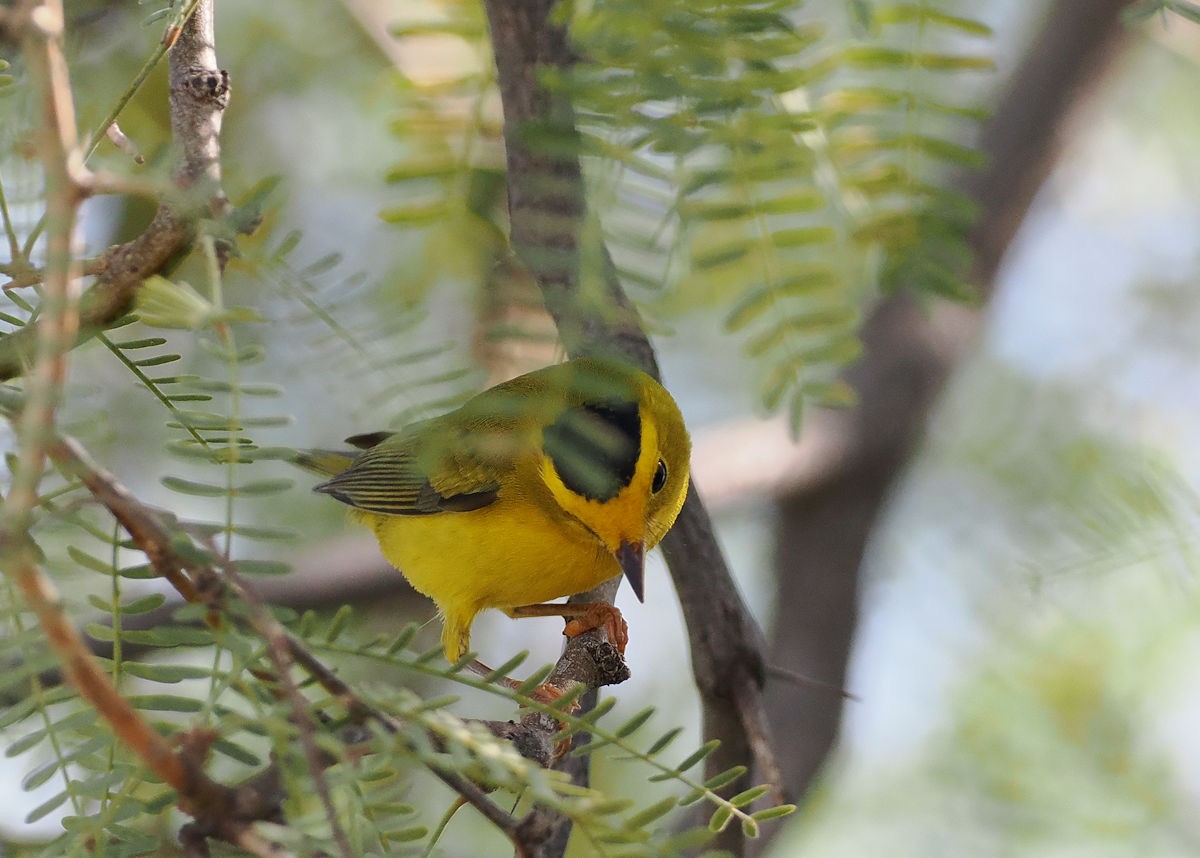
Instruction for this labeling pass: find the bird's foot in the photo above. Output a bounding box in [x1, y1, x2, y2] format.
[506, 601, 630, 654]
[563, 602, 628, 655]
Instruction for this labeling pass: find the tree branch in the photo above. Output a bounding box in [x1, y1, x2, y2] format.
[482, 2, 780, 854]
[0, 8, 292, 855]
[0, 0, 229, 380]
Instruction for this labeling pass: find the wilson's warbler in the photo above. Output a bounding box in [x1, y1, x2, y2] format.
[299, 358, 690, 663]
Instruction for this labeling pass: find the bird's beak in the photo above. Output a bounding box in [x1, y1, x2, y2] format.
[616, 541, 645, 602]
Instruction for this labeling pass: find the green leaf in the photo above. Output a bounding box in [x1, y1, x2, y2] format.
[481, 651, 530, 682]
[842, 45, 993, 71]
[123, 625, 213, 647]
[703, 765, 747, 791]
[132, 353, 182, 367]
[679, 200, 753, 221]
[577, 695, 618, 724]
[379, 202, 450, 226]
[0, 697, 39, 730]
[751, 804, 798, 821]
[325, 605, 354, 642]
[25, 790, 69, 824]
[625, 795, 678, 829]
[708, 805, 733, 833]
[381, 825, 429, 842]
[743, 307, 859, 356]
[161, 476, 226, 497]
[730, 784, 770, 807]
[386, 160, 461, 183]
[645, 726, 684, 756]
[515, 663, 556, 695]
[121, 662, 213, 683]
[125, 694, 204, 713]
[804, 379, 858, 408]
[116, 563, 159, 580]
[142, 789, 178, 814]
[692, 239, 755, 270]
[725, 266, 838, 332]
[678, 786, 706, 805]
[385, 623, 420, 655]
[87, 593, 167, 615]
[615, 707, 655, 738]
[755, 189, 825, 215]
[674, 739, 721, 773]
[549, 685, 589, 711]
[770, 226, 836, 248]
[85, 622, 116, 642]
[875, 4, 993, 35]
[67, 545, 114, 575]
[236, 559, 291, 576]
[213, 738, 261, 766]
[171, 410, 234, 430]
[226, 524, 297, 541]
[234, 478, 295, 496]
[114, 337, 168, 350]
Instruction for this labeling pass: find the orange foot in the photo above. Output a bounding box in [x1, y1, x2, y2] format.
[563, 602, 628, 654]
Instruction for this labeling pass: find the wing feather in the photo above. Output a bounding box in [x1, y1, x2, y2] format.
[313, 417, 517, 516]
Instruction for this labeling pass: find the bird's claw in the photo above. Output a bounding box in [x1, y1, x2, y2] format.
[563, 603, 628, 654]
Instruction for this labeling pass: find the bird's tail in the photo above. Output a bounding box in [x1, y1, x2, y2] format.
[291, 448, 358, 478]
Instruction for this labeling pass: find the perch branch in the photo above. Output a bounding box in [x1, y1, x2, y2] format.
[482, 2, 780, 854]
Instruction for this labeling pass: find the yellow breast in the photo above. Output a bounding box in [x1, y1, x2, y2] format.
[358, 487, 620, 660]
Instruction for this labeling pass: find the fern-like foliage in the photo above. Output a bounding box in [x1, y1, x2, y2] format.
[384, 1, 508, 302]
[565, 0, 992, 430]
[385, 1, 992, 433]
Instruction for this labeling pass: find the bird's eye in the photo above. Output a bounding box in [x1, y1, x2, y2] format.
[651, 459, 668, 493]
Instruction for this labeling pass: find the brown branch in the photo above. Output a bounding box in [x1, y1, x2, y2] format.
[43, 425, 540, 849]
[0, 7, 287, 854]
[482, 3, 780, 854]
[0, 0, 230, 381]
[212, 557, 355, 858]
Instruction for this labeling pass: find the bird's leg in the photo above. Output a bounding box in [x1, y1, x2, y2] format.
[464, 658, 566, 705]
[505, 602, 629, 655]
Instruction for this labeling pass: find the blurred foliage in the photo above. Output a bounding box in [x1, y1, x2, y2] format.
[387, 0, 992, 432]
[772, 352, 1200, 856]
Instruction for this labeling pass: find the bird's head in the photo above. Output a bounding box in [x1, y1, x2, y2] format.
[538, 360, 691, 601]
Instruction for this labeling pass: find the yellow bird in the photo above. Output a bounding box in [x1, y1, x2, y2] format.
[299, 358, 690, 663]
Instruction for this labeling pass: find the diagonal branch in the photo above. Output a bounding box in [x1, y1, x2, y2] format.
[39, 423, 534, 853]
[482, 2, 780, 854]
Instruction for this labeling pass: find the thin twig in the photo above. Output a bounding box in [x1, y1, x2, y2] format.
[0, 0, 229, 381]
[0, 0, 246, 839]
[40, 418, 537, 847]
[201, 545, 355, 858]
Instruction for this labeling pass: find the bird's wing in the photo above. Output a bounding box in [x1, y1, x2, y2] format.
[312, 416, 524, 516]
